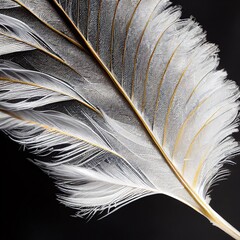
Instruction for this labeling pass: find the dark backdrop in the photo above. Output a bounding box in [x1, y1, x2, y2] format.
[1, 1, 240, 239]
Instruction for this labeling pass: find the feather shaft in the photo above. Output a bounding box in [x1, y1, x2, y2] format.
[11, 0, 84, 50]
[0, 1, 239, 238]
[50, 1, 240, 238]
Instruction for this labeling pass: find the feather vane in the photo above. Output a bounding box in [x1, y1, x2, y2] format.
[0, 0, 239, 238]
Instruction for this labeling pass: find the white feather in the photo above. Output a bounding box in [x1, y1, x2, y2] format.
[0, 13, 56, 55]
[0, 61, 95, 110]
[0, 0, 239, 238]
[0, 0, 19, 9]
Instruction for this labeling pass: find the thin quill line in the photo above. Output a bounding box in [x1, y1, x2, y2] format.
[0, 77, 99, 113]
[77, 0, 80, 28]
[86, 0, 91, 40]
[96, 0, 103, 54]
[182, 106, 232, 174]
[14, 0, 84, 50]
[0, 32, 83, 78]
[152, 41, 183, 128]
[1, 110, 121, 159]
[109, 0, 120, 71]
[141, 22, 175, 112]
[172, 97, 209, 160]
[162, 60, 192, 147]
[186, 70, 212, 105]
[131, 0, 163, 100]
[192, 148, 210, 188]
[121, 0, 142, 86]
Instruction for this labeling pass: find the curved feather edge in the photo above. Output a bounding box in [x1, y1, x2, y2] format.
[0, 109, 158, 217]
[0, 0, 19, 9]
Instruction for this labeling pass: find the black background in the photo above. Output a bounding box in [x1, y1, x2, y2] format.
[1, 0, 240, 239]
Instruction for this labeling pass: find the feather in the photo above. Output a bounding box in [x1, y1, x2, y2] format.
[0, 0, 239, 239]
[0, 0, 19, 9]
